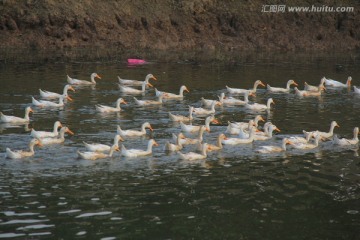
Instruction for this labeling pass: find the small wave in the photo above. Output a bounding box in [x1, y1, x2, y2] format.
[75, 211, 112, 218]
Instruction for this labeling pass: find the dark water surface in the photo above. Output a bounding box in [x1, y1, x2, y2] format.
[0, 55, 359, 239]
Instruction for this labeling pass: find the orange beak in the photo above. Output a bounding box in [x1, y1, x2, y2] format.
[147, 83, 154, 88]
[96, 74, 101, 79]
[185, 88, 190, 93]
[29, 108, 34, 113]
[275, 127, 281, 132]
[259, 81, 266, 87]
[293, 82, 298, 86]
[66, 128, 75, 135]
[121, 99, 128, 104]
[67, 96, 73, 102]
[69, 86, 76, 92]
[152, 76, 157, 81]
[148, 125, 154, 131]
[205, 127, 210, 132]
[259, 117, 265, 122]
[37, 141, 43, 147]
[211, 119, 220, 124]
[153, 140, 159, 146]
[249, 92, 256, 97]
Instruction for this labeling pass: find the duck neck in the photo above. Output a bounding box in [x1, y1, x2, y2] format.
[24, 109, 31, 121]
[53, 125, 60, 135]
[63, 85, 70, 95]
[353, 129, 359, 141]
[252, 82, 259, 92]
[201, 145, 208, 157]
[244, 93, 250, 103]
[286, 81, 292, 90]
[141, 125, 147, 134]
[90, 75, 96, 83]
[58, 129, 66, 140]
[179, 87, 185, 96]
[197, 127, 205, 141]
[216, 136, 223, 148]
[29, 142, 36, 153]
[58, 97, 65, 104]
[267, 128, 274, 138]
[267, 100, 272, 109]
[146, 141, 154, 152]
[205, 118, 211, 129]
[328, 125, 336, 135]
[188, 109, 193, 120]
[141, 82, 147, 92]
[116, 100, 122, 109]
[281, 140, 288, 150]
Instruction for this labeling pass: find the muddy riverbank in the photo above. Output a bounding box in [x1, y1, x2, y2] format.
[0, 0, 359, 62]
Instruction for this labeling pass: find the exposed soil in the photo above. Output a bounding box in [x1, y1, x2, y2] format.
[0, 0, 359, 62]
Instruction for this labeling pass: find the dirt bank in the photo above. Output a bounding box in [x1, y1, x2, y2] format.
[0, 0, 359, 62]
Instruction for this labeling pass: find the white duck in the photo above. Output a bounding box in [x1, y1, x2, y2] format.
[222, 127, 256, 145]
[180, 115, 218, 133]
[291, 134, 322, 150]
[117, 122, 153, 137]
[0, 106, 33, 124]
[197, 133, 227, 152]
[267, 79, 298, 93]
[77, 144, 119, 160]
[245, 98, 274, 111]
[67, 73, 101, 85]
[121, 139, 158, 157]
[354, 86, 360, 94]
[226, 80, 265, 95]
[6, 138, 42, 159]
[201, 93, 226, 107]
[156, 85, 189, 99]
[178, 143, 208, 161]
[256, 138, 292, 154]
[169, 106, 194, 122]
[30, 121, 62, 138]
[253, 124, 280, 141]
[309, 121, 340, 140]
[134, 94, 163, 106]
[39, 84, 75, 99]
[288, 131, 314, 145]
[332, 127, 359, 146]
[40, 127, 74, 145]
[96, 98, 127, 112]
[304, 77, 326, 92]
[193, 101, 219, 116]
[165, 133, 184, 152]
[325, 76, 352, 88]
[118, 81, 152, 94]
[294, 87, 309, 97]
[301, 86, 326, 97]
[226, 123, 247, 136]
[222, 91, 255, 106]
[83, 135, 124, 152]
[230, 115, 264, 129]
[118, 73, 157, 86]
[32, 95, 71, 108]
[172, 126, 208, 145]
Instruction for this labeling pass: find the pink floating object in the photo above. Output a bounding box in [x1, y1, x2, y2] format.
[127, 58, 146, 65]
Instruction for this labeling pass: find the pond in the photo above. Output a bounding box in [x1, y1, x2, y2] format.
[0, 54, 359, 239]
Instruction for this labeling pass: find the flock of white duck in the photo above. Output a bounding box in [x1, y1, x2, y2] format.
[1, 72, 358, 161]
